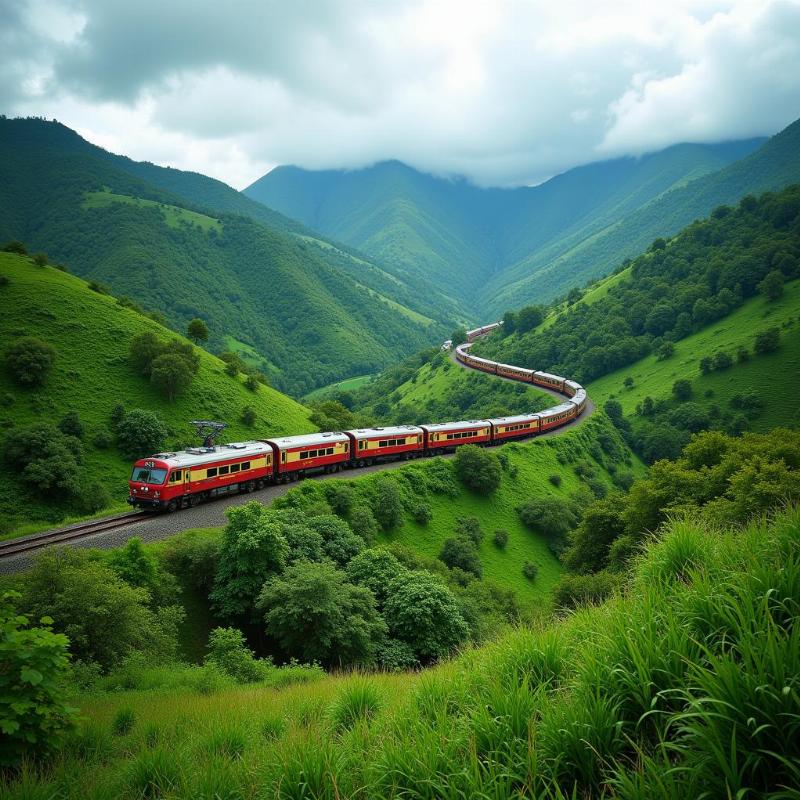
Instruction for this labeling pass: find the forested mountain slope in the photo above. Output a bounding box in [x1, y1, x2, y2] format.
[474, 184, 800, 384]
[0, 118, 451, 394]
[245, 137, 767, 313]
[0, 252, 314, 534]
[488, 116, 800, 314]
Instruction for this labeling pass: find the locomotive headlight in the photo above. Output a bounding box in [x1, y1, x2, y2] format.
[154, 491, 160, 498]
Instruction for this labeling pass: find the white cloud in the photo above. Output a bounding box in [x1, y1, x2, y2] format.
[4, 0, 800, 188]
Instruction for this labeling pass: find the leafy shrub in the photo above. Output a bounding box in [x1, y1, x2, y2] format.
[88, 280, 109, 294]
[548, 473, 562, 487]
[32, 252, 48, 266]
[376, 638, 418, 671]
[493, 529, 509, 549]
[518, 496, 578, 554]
[455, 516, 484, 545]
[0, 591, 76, 766]
[522, 561, 539, 580]
[712, 351, 733, 370]
[115, 409, 168, 459]
[110, 403, 126, 425]
[349, 504, 379, 544]
[372, 477, 404, 531]
[4, 423, 83, 496]
[241, 405, 257, 426]
[672, 379, 692, 401]
[150, 352, 193, 401]
[439, 536, 482, 578]
[78, 480, 112, 514]
[345, 548, 408, 609]
[58, 410, 83, 439]
[5, 336, 56, 386]
[308, 514, 364, 566]
[551, 571, 621, 609]
[412, 502, 432, 524]
[453, 445, 502, 495]
[2, 240, 27, 255]
[187, 318, 209, 344]
[323, 481, 354, 517]
[92, 427, 113, 449]
[754, 327, 780, 354]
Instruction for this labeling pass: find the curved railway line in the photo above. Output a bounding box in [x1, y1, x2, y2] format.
[1, 325, 593, 568]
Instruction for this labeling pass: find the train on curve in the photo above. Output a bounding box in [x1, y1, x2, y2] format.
[128, 324, 588, 511]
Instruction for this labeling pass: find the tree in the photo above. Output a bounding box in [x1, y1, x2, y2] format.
[711, 351, 733, 371]
[518, 496, 578, 553]
[383, 572, 469, 662]
[129, 332, 163, 377]
[372, 477, 404, 531]
[241, 406, 257, 426]
[699, 356, 713, 375]
[4, 424, 83, 496]
[57, 410, 83, 439]
[346, 548, 408, 609]
[258, 561, 386, 667]
[150, 352, 193, 401]
[187, 318, 209, 344]
[0, 591, 75, 767]
[672, 379, 693, 401]
[109, 537, 177, 607]
[656, 341, 675, 361]
[210, 502, 289, 620]
[522, 561, 539, 580]
[451, 327, 468, 346]
[205, 626, 264, 683]
[439, 536, 482, 578]
[349, 504, 379, 543]
[516, 305, 544, 333]
[245, 373, 259, 391]
[307, 514, 365, 566]
[754, 327, 780, 354]
[501, 310, 516, 335]
[604, 399, 624, 427]
[115, 409, 168, 458]
[2, 240, 27, 255]
[757, 269, 784, 301]
[32, 252, 48, 267]
[5, 336, 56, 387]
[493, 529, 509, 548]
[453, 445, 502, 495]
[562, 497, 626, 574]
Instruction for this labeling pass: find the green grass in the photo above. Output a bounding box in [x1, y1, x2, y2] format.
[588, 279, 800, 430]
[304, 374, 375, 401]
[83, 190, 222, 233]
[0, 253, 314, 536]
[8, 506, 798, 798]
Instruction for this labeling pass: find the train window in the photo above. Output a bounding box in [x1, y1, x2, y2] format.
[207, 467, 218, 478]
[300, 451, 309, 459]
[219, 465, 230, 475]
[169, 470, 182, 483]
[326, 448, 334, 455]
[359, 440, 366, 450]
[281, 453, 286, 463]
[230, 463, 240, 473]
[241, 462, 250, 470]
[131, 467, 168, 484]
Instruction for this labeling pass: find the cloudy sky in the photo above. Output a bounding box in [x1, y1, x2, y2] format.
[3, 0, 800, 188]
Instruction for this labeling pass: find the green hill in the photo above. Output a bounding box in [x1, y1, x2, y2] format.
[0, 118, 452, 394]
[0, 252, 314, 535]
[244, 138, 768, 314]
[488, 117, 800, 314]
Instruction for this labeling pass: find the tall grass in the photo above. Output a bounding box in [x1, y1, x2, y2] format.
[4, 509, 799, 799]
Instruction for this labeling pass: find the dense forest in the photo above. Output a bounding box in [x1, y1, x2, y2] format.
[476, 184, 800, 384]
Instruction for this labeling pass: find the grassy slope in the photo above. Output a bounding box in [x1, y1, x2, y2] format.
[0, 253, 314, 534]
[587, 279, 800, 429]
[10, 506, 796, 799]
[304, 374, 374, 402]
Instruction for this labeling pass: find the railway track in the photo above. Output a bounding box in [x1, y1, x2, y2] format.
[0, 511, 154, 559]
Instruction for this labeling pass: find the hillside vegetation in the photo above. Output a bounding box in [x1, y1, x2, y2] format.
[0, 118, 451, 394]
[4, 461, 798, 798]
[475, 184, 800, 385]
[0, 252, 313, 534]
[246, 140, 767, 314]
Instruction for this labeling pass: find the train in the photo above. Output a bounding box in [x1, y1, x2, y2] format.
[128, 327, 588, 511]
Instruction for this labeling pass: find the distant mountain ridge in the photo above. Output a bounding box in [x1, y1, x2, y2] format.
[0, 118, 454, 394]
[243, 133, 800, 315]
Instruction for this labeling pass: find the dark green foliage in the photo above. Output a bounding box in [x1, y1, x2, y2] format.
[754, 326, 780, 353]
[493, 529, 509, 549]
[375, 638, 418, 671]
[672, 379, 692, 401]
[712, 350, 733, 370]
[4, 424, 83, 496]
[562, 497, 627, 574]
[19, 549, 184, 671]
[551, 571, 621, 608]
[372, 477, 404, 531]
[210, 501, 289, 620]
[110, 403, 126, 425]
[515, 305, 544, 333]
[57, 410, 83, 439]
[109, 537, 178, 607]
[150, 352, 193, 401]
[656, 341, 675, 360]
[412, 502, 432, 524]
[349, 504, 379, 543]
[307, 514, 364, 567]
[383, 571, 469, 662]
[205, 627, 266, 684]
[162, 530, 221, 593]
[345, 548, 408, 609]
[758, 268, 784, 300]
[129, 332, 164, 377]
[240, 405, 256, 426]
[187, 318, 209, 343]
[245, 373, 259, 391]
[322, 481, 354, 517]
[453, 445, 502, 494]
[455, 516, 485, 545]
[3, 240, 27, 255]
[115, 408, 168, 459]
[518, 496, 579, 554]
[736, 345, 751, 363]
[112, 707, 135, 736]
[258, 561, 386, 667]
[32, 252, 48, 267]
[88, 280, 109, 294]
[5, 335, 56, 386]
[439, 536, 482, 578]
[522, 561, 538, 580]
[92, 427, 113, 449]
[548, 473, 562, 487]
[0, 591, 75, 766]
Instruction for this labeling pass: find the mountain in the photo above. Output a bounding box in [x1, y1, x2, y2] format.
[0, 118, 454, 395]
[0, 251, 314, 534]
[244, 138, 767, 314]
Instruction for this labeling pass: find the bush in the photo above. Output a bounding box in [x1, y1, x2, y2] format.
[58, 410, 84, 439]
[112, 707, 136, 736]
[754, 327, 780, 354]
[493, 529, 509, 549]
[439, 536, 482, 578]
[3, 240, 27, 255]
[453, 445, 502, 495]
[455, 516, 484, 545]
[93, 427, 113, 449]
[241, 405, 257, 426]
[88, 280, 110, 294]
[548, 474, 562, 487]
[150, 352, 193, 401]
[245, 373, 259, 391]
[656, 341, 674, 361]
[78, 480, 113, 514]
[672, 379, 693, 401]
[205, 627, 266, 684]
[0, 591, 76, 766]
[349, 504, 379, 543]
[522, 561, 539, 580]
[736, 345, 751, 363]
[115, 409, 168, 459]
[518, 496, 578, 553]
[5, 336, 56, 387]
[32, 252, 48, 267]
[187, 318, 209, 344]
[711, 351, 733, 370]
[4, 423, 83, 496]
[412, 502, 432, 524]
[110, 403, 126, 425]
[372, 477, 404, 531]
[551, 571, 621, 609]
[376, 638, 419, 671]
